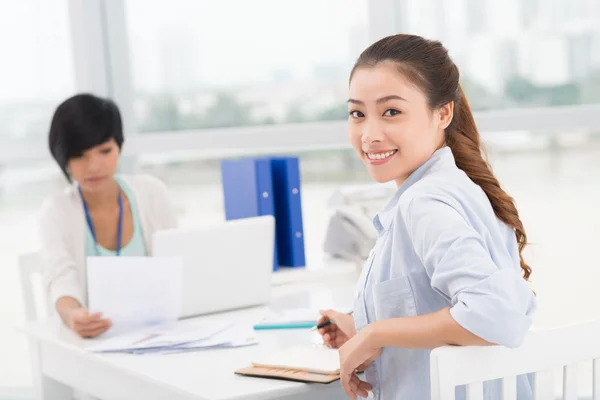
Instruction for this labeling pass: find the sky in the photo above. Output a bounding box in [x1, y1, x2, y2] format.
[0, 0, 74, 103]
[1, 0, 599, 105]
[0, 0, 368, 103]
[125, 0, 368, 91]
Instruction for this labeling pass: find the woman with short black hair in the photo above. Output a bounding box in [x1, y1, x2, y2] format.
[39, 93, 177, 338]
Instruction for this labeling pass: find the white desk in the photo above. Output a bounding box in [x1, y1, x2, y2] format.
[20, 269, 360, 400]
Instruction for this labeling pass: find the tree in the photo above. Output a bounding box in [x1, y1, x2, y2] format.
[580, 69, 600, 104]
[504, 76, 538, 103]
[544, 83, 580, 106]
[285, 104, 307, 123]
[460, 77, 501, 110]
[504, 75, 582, 106]
[139, 95, 184, 132]
[261, 116, 277, 125]
[317, 103, 348, 121]
[201, 92, 253, 128]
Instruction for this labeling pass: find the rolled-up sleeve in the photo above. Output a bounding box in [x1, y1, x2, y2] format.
[404, 193, 536, 348]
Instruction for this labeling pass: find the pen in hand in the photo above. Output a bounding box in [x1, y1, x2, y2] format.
[312, 319, 335, 331]
[311, 310, 353, 331]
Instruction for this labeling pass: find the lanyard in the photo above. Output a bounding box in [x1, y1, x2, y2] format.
[78, 185, 124, 256]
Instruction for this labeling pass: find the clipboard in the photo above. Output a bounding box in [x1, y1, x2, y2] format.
[235, 366, 339, 383]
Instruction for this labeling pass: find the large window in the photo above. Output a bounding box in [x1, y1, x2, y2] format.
[0, 1, 75, 393]
[0, 0, 73, 231]
[399, 0, 600, 110]
[125, 0, 368, 132]
[0, 0, 75, 146]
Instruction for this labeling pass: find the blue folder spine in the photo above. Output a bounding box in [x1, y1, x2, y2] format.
[269, 157, 306, 268]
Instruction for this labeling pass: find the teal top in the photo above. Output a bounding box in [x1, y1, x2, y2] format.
[84, 176, 147, 257]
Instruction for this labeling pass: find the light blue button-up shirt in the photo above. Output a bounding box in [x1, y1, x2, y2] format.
[353, 147, 536, 400]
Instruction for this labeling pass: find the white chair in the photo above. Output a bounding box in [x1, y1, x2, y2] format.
[430, 319, 600, 399]
[19, 251, 51, 321]
[19, 252, 96, 400]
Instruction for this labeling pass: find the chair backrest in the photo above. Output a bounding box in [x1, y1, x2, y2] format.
[430, 319, 600, 400]
[18, 252, 50, 321]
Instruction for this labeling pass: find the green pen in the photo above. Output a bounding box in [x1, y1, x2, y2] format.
[253, 322, 317, 330]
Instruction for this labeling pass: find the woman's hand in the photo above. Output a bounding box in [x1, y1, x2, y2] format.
[317, 310, 356, 349]
[56, 296, 111, 338]
[68, 308, 112, 338]
[339, 325, 381, 399]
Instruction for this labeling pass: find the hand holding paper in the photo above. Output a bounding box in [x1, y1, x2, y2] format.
[68, 308, 111, 338]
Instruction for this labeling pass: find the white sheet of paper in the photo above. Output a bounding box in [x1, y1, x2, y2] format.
[87, 256, 183, 333]
[174, 323, 258, 349]
[128, 323, 258, 355]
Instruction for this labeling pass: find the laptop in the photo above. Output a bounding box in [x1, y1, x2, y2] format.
[152, 215, 275, 318]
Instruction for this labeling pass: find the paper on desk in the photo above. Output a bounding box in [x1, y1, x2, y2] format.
[150, 323, 258, 354]
[87, 256, 183, 332]
[88, 320, 234, 353]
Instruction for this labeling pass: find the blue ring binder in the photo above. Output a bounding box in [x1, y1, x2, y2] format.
[220, 156, 306, 271]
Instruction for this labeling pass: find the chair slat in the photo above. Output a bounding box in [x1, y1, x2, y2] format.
[533, 369, 554, 400]
[432, 381, 456, 400]
[466, 382, 483, 400]
[563, 364, 578, 400]
[430, 359, 456, 400]
[594, 358, 600, 400]
[501, 375, 517, 400]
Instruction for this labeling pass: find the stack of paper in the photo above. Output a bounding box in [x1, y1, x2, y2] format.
[158, 324, 258, 355]
[88, 320, 258, 355]
[85, 257, 260, 355]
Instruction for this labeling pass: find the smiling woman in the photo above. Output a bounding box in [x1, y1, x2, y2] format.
[39, 94, 178, 338]
[320, 34, 537, 400]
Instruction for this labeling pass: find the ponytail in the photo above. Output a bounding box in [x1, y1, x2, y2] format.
[447, 85, 532, 280]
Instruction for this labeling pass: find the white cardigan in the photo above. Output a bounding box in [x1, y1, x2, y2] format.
[38, 174, 178, 308]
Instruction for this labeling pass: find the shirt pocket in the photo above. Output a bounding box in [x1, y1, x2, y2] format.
[372, 276, 418, 320]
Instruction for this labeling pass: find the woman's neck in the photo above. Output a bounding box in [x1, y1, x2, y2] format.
[80, 178, 120, 210]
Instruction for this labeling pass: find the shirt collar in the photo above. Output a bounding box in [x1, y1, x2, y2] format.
[373, 146, 456, 234]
